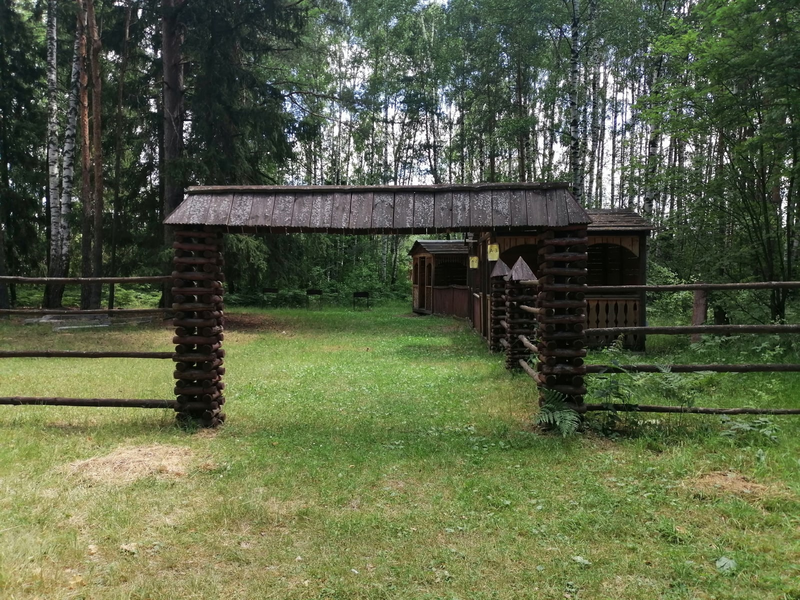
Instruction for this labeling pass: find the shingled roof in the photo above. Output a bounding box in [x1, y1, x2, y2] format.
[586, 209, 652, 232]
[408, 240, 469, 256]
[164, 183, 591, 233]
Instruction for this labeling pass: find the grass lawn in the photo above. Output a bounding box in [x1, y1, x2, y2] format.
[0, 304, 798, 599]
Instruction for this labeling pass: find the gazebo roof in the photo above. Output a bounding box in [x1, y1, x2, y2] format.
[586, 209, 652, 232]
[408, 240, 469, 256]
[164, 183, 592, 233]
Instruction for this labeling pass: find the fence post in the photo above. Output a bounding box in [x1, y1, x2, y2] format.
[536, 227, 588, 410]
[504, 257, 536, 370]
[691, 289, 708, 343]
[171, 226, 226, 427]
[489, 259, 510, 352]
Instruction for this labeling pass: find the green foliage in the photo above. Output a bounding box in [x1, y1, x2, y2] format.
[720, 416, 780, 445]
[535, 389, 581, 437]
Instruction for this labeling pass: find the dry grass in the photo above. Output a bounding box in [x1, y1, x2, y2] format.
[64, 444, 195, 485]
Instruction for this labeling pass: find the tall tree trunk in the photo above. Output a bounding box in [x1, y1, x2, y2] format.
[78, 0, 92, 309]
[109, 3, 132, 309]
[566, 0, 581, 204]
[162, 0, 186, 307]
[44, 0, 62, 307]
[87, 0, 103, 308]
[162, 0, 186, 221]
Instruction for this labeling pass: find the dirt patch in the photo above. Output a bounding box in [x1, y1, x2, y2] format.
[224, 313, 285, 332]
[66, 444, 193, 485]
[684, 470, 791, 500]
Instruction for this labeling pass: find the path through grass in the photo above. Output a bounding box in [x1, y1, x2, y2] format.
[0, 306, 798, 599]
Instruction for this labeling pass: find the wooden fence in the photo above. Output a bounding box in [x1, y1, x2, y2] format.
[510, 279, 800, 416]
[0, 275, 176, 411]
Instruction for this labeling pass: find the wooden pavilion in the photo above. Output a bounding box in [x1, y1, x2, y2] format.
[464, 208, 652, 349]
[164, 182, 593, 424]
[409, 240, 469, 317]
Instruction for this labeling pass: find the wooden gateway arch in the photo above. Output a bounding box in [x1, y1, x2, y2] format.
[164, 183, 592, 426]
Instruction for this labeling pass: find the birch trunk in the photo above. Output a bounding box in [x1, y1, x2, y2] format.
[567, 0, 581, 205]
[44, 0, 61, 307]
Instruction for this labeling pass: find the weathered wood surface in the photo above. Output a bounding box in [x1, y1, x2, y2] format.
[588, 325, 800, 336]
[0, 308, 168, 315]
[166, 184, 591, 232]
[372, 192, 394, 230]
[583, 282, 800, 293]
[414, 192, 434, 230]
[291, 192, 314, 229]
[581, 404, 800, 416]
[0, 351, 172, 359]
[586, 363, 800, 373]
[0, 397, 176, 408]
[0, 276, 170, 284]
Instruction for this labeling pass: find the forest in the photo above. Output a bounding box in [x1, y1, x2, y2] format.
[1, 0, 798, 318]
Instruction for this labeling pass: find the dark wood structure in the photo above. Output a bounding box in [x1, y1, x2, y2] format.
[409, 240, 469, 317]
[164, 182, 592, 423]
[465, 209, 651, 349]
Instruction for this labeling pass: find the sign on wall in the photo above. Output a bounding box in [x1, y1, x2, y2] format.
[487, 244, 500, 261]
[469, 256, 479, 269]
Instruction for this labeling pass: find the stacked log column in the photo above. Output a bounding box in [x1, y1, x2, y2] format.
[172, 227, 226, 427]
[535, 229, 588, 409]
[488, 259, 510, 352]
[503, 258, 537, 370]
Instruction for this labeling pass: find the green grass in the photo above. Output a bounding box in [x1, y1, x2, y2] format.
[1, 305, 799, 599]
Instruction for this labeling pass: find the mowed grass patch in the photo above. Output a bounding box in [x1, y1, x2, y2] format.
[0, 305, 798, 599]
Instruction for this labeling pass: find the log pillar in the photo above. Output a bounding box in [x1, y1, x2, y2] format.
[535, 228, 588, 409]
[171, 226, 226, 427]
[504, 257, 537, 370]
[489, 259, 511, 352]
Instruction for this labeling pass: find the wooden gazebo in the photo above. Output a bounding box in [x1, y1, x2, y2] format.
[465, 208, 651, 349]
[409, 240, 469, 317]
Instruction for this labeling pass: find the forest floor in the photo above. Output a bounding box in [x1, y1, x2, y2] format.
[0, 304, 798, 599]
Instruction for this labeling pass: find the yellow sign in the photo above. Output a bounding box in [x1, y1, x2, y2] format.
[469, 256, 479, 269]
[487, 244, 500, 261]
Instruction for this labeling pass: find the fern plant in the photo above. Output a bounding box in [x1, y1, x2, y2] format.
[536, 389, 581, 437]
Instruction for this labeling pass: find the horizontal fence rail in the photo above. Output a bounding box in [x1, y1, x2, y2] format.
[0, 351, 173, 359]
[587, 324, 800, 336]
[0, 397, 176, 408]
[585, 364, 800, 373]
[0, 276, 171, 284]
[0, 308, 169, 315]
[581, 404, 800, 415]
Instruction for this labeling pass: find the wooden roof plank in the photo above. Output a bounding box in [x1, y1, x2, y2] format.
[451, 191, 470, 228]
[228, 193, 255, 227]
[526, 189, 548, 227]
[371, 191, 394, 231]
[414, 191, 434, 230]
[349, 191, 373, 230]
[470, 190, 492, 228]
[246, 192, 275, 227]
[509, 190, 527, 227]
[272, 192, 295, 228]
[393, 192, 414, 230]
[330, 192, 351, 230]
[544, 189, 560, 227]
[492, 190, 511, 228]
[309, 192, 330, 229]
[434, 191, 453, 229]
[554, 188, 571, 226]
[176, 194, 214, 225]
[205, 193, 234, 226]
[291, 192, 314, 228]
